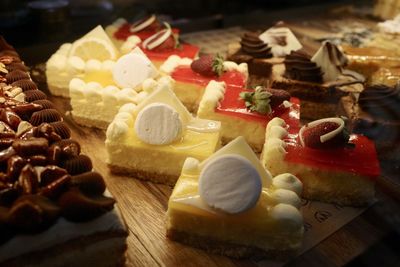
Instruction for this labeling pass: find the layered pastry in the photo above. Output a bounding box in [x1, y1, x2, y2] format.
[119, 22, 199, 68]
[160, 54, 248, 112]
[197, 81, 299, 152]
[106, 14, 179, 48]
[272, 41, 364, 120]
[0, 38, 127, 266]
[167, 136, 304, 259]
[262, 117, 380, 206]
[338, 83, 400, 165]
[46, 25, 120, 97]
[69, 47, 159, 129]
[105, 85, 221, 185]
[228, 24, 303, 86]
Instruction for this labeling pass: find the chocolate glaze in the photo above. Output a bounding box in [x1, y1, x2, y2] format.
[240, 32, 272, 58]
[284, 50, 323, 83]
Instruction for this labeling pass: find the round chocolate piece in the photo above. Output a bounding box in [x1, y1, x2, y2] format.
[6, 62, 28, 72]
[30, 109, 62, 126]
[61, 154, 92, 175]
[49, 121, 71, 139]
[5, 70, 29, 83]
[11, 79, 38, 91]
[24, 89, 47, 102]
[32, 99, 55, 110]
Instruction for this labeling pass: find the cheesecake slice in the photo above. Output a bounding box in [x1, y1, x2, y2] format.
[160, 55, 248, 112]
[262, 117, 380, 206]
[167, 137, 304, 259]
[105, 84, 221, 185]
[197, 81, 300, 152]
[69, 47, 161, 129]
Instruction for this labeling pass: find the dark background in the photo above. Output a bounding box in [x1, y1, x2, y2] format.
[0, 0, 371, 63]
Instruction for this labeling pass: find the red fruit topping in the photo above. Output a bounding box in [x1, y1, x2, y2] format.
[300, 118, 350, 149]
[191, 55, 224, 77]
[151, 35, 176, 52]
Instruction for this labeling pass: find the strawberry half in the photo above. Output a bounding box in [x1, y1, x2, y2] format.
[266, 88, 291, 108]
[190, 55, 224, 77]
[301, 119, 350, 149]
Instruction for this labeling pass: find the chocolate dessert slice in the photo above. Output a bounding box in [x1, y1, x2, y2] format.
[272, 41, 364, 120]
[228, 32, 275, 79]
[0, 36, 127, 267]
[339, 83, 400, 165]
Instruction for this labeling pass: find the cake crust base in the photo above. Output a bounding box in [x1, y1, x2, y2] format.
[167, 228, 297, 260]
[109, 164, 177, 186]
[72, 115, 110, 130]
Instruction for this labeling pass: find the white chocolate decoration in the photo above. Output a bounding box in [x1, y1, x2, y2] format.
[199, 154, 262, 214]
[142, 23, 172, 50]
[134, 103, 182, 145]
[113, 52, 156, 88]
[130, 14, 156, 33]
[299, 117, 345, 146]
[311, 41, 347, 82]
[259, 27, 302, 57]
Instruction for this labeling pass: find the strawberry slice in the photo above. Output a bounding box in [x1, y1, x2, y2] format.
[190, 55, 224, 77]
[301, 120, 350, 149]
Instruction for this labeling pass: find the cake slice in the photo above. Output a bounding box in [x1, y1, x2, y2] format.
[167, 136, 304, 259]
[69, 47, 160, 129]
[197, 81, 300, 152]
[117, 23, 199, 69]
[338, 83, 400, 167]
[106, 15, 180, 48]
[160, 54, 248, 112]
[262, 117, 380, 206]
[272, 41, 365, 120]
[0, 37, 127, 266]
[105, 84, 221, 185]
[46, 25, 120, 97]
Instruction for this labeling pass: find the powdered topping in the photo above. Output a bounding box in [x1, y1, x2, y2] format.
[299, 117, 350, 149]
[239, 86, 291, 115]
[311, 41, 348, 82]
[284, 50, 323, 83]
[240, 32, 272, 58]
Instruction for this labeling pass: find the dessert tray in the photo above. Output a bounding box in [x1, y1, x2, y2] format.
[4, 7, 400, 266]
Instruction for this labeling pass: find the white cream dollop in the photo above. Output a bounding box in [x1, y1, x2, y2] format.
[272, 173, 303, 196]
[120, 35, 142, 54]
[270, 203, 303, 229]
[160, 55, 193, 74]
[199, 154, 262, 214]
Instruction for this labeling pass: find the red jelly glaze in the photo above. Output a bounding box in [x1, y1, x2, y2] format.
[171, 66, 247, 88]
[142, 43, 200, 61]
[114, 23, 180, 41]
[284, 133, 380, 179]
[216, 86, 300, 129]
